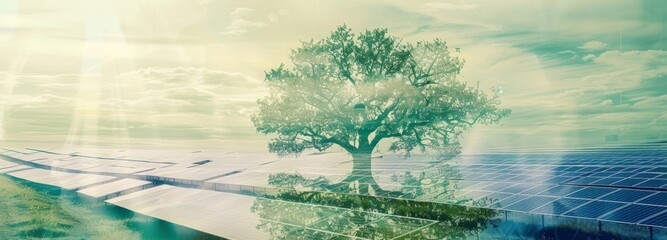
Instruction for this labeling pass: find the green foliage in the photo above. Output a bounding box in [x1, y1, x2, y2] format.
[253, 25, 510, 159]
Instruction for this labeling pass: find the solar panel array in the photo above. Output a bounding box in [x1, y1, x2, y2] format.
[2, 146, 667, 232]
[440, 148, 667, 228]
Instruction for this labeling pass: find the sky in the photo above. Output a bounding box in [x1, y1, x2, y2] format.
[0, 0, 665, 152]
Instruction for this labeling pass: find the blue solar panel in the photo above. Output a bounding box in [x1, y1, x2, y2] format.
[592, 177, 624, 185]
[600, 204, 667, 224]
[633, 173, 660, 178]
[577, 167, 601, 172]
[559, 172, 585, 177]
[468, 174, 492, 181]
[612, 178, 648, 187]
[566, 187, 615, 199]
[610, 172, 635, 178]
[589, 172, 613, 177]
[496, 195, 529, 208]
[484, 192, 513, 202]
[563, 201, 625, 219]
[599, 189, 656, 203]
[568, 166, 586, 171]
[537, 185, 585, 197]
[489, 174, 514, 181]
[498, 183, 538, 194]
[482, 182, 514, 191]
[519, 185, 556, 195]
[504, 196, 558, 212]
[530, 198, 589, 215]
[635, 179, 667, 188]
[506, 175, 534, 182]
[638, 192, 667, 206]
[545, 176, 574, 183]
[649, 167, 667, 173]
[640, 211, 667, 228]
[567, 177, 603, 185]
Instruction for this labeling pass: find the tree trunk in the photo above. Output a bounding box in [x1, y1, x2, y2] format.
[350, 150, 372, 177]
[341, 148, 391, 196]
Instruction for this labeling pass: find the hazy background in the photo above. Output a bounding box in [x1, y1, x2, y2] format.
[0, 0, 665, 152]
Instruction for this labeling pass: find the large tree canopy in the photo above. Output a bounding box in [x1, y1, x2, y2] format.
[252, 25, 510, 162]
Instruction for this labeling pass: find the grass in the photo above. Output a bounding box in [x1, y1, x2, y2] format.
[0, 175, 141, 239]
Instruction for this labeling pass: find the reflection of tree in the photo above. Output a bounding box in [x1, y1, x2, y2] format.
[252, 163, 500, 239]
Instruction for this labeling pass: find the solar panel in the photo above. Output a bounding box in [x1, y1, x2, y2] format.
[640, 211, 667, 228]
[506, 175, 532, 182]
[567, 177, 603, 185]
[483, 192, 513, 202]
[599, 189, 656, 203]
[495, 195, 529, 208]
[649, 167, 667, 173]
[504, 196, 558, 212]
[563, 201, 625, 219]
[566, 187, 616, 199]
[610, 172, 635, 178]
[530, 198, 589, 215]
[612, 178, 648, 187]
[545, 176, 573, 184]
[537, 185, 585, 197]
[497, 183, 538, 194]
[559, 172, 586, 177]
[633, 173, 660, 179]
[599, 204, 667, 224]
[592, 177, 624, 185]
[519, 185, 556, 195]
[577, 167, 601, 172]
[635, 179, 667, 188]
[638, 192, 667, 206]
[588, 172, 615, 177]
[482, 182, 515, 191]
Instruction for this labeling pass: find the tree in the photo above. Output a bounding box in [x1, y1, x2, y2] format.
[252, 25, 510, 194]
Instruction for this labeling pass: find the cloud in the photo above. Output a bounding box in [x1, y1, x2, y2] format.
[419, 2, 479, 12]
[1, 94, 72, 107]
[221, 8, 267, 36]
[600, 99, 613, 105]
[579, 40, 608, 51]
[582, 53, 596, 61]
[0, 68, 267, 147]
[268, 9, 290, 23]
[634, 94, 667, 107]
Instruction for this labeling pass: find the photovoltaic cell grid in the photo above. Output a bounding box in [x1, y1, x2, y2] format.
[3, 146, 667, 229]
[447, 148, 667, 228]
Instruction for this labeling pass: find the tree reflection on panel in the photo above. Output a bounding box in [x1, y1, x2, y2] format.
[250, 163, 500, 239]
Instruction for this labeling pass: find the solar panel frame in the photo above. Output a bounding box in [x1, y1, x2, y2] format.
[591, 177, 624, 185]
[530, 198, 590, 216]
[612, 178, 649, 187]
[566, 187, 617, 200]
[497, 183, 540, 194]
[599, 189, 657, 203]
[503, 196, 559, 212]
[562, 201, 626, 219]
[536, 185, 586, 197]
[635, 179, 667, 188]
[640, 210, 667, 228]
[599, 204, 667, 224]
[638, 192, 667, 206]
